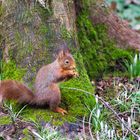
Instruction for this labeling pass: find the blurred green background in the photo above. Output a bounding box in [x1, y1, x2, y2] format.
[106, 0, 140, 30]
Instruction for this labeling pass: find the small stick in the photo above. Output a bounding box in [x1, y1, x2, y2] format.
[82, 116, 87, 140]
[88, 109, 95, 140]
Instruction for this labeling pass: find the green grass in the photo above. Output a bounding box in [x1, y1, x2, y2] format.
[125, 53, 140, 79]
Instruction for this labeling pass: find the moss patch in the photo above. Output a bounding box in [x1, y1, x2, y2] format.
[76, 11, 134, 79]
[0, 116, 11, 125]
[1, 60, 26, 80]
[22, 128, 33, 140]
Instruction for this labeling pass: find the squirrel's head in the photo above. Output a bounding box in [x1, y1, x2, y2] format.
[57, 49, 76, 70]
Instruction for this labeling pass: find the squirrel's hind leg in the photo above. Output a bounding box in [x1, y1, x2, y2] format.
[49, 92, 68, 115]
[54, 107, 68, 115]
[50, 102, 68, 115]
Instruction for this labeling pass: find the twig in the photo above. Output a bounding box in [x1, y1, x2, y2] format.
[61, 87, 140, 139]
[88, 109, 95, 140]
[82, 116, 87, 140]
[117, 111, 129, 116]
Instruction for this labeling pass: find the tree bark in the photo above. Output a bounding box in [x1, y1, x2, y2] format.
[90, 5, 140, 51]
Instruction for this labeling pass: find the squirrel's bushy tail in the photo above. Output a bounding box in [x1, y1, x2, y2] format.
[0, 80, 35, 104]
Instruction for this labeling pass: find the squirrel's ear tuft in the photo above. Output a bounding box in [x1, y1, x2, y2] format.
[58, 50, 65, 59]
[57, 47, 70, 59]
[64, 48, 70, 54]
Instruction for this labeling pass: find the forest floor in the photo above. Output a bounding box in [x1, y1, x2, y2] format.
[0, 77, 139, 139]
[0, 106, 89, 139]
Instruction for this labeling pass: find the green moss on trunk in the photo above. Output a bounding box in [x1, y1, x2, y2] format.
[1, 60, 26, 80]
[76, 11, 133, 79]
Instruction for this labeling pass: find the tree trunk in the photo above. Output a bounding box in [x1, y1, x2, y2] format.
[89, 5, 140, 51]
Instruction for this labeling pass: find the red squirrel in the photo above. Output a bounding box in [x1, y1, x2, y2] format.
[0, 49, 78, 115]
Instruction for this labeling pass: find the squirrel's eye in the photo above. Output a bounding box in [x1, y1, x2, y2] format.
[64, 59, 69, 64]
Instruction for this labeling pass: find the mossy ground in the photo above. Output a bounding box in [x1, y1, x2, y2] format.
[0, 116, 11, 125]
[0, 60, 26, 80]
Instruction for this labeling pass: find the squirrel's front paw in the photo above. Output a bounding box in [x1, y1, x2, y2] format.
[73, 71, 79, 78]
[66, 70, 79, 78]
